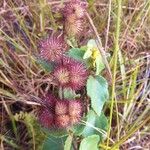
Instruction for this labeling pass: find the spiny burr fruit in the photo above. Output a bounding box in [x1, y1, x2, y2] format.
[39, 34, 67, 61]
[38, 98, 83, 129]
[61, 55, 76, 65]
[53, 65, 70, 87]
[63, 0, 87, 37]
[69, 100, 83, 125]
[63, 0, 87, 19]
[42, 94, 56, 109]
[69, 61, 89, 90]
[70, 115, 81, 125]
[55, 115, 70, 128]
[68, 100, 83, 116]
[38, 109, 54, 128]
[64, 14, 83, 37]
[55, 100, 68, 115]
[53, 57, 89, 90]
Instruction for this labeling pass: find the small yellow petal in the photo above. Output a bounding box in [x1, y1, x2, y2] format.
[91, 48, 100, 59]
[93, 60, 96, 67]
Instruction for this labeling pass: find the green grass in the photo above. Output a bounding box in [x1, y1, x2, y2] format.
[106, 0, 122, 148]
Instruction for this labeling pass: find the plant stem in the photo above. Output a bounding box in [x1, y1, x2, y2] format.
[59, 86, 64, 100]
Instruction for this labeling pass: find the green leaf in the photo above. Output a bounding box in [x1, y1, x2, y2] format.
[36, 58, 54, 72]
[67, 48, 85, 61]
[82, 110, 108, 140]
[82, 110, 96, 137]
[64, 135, 73, 150]
[42, 136, 67, 150]
[63, 88, 80, 99]
[95, 113, 108, 137]
[80, 46, 87, 51]
[71, 118, 86, 136]
[67, 48, 91, 68]
[83, 39, 97, 59]
[79, 135, 100, 150]
[86, 75, 109, 116]
[95, 56, 105, 75]
[43, 128, 68, 138]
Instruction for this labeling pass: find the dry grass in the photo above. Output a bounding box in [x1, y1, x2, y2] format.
[0, 0, 150, 149]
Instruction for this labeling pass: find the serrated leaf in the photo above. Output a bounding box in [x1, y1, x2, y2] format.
[86, 75, 109, 116]
[42, 136, 67, 150]
[82, 110, 108, 140]
[64, 135, 73, 150]
[79, 135, 100, 150]
[67, 48, 85, 61]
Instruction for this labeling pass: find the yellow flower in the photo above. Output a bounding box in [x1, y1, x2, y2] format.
[91, 48, 99, 59]
[83, 39, 105, 75]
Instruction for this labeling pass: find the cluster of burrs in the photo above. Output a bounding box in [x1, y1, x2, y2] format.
[38, 94, 83, 128]
[38, 0, 88, 129]
[63, 0, 88, 37]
